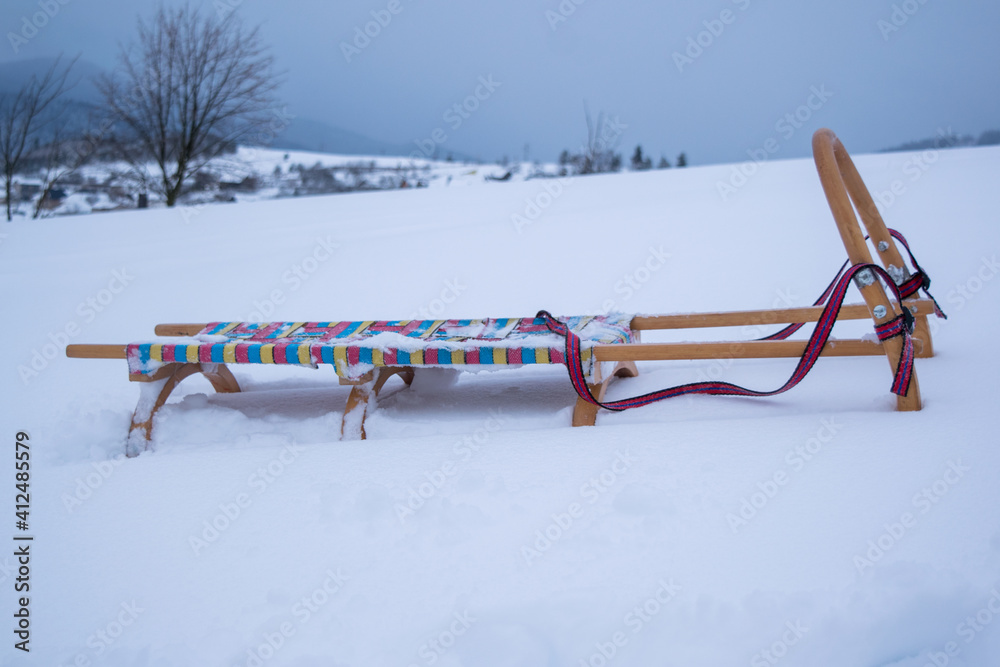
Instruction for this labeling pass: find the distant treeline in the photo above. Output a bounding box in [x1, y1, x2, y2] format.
[880, 129, 1000, 153]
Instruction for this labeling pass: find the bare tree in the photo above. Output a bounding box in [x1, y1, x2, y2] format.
[561, 104, 625, 175]
[96, 5, 279, 207]
[0, 56, 76, 221]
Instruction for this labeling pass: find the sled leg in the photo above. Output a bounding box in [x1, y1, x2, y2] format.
[572, 360, 639, 427]
[200, 363, 241, 394]
[127, 362, 242, 457]
[341, 374, 376, 441]
[340, 367, 415, 440]
[813, 129, 921, 411]
[614, 360, 639, 379]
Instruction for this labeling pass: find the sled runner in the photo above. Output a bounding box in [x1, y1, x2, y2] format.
[66, 129, 945, 456]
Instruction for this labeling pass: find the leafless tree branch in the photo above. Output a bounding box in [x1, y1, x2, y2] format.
[96, 5, 280, 207]
[0, 55, 77, 221]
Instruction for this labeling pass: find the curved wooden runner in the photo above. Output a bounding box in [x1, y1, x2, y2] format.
[127, 362, 241, 456]
[812, 128, 921, 411]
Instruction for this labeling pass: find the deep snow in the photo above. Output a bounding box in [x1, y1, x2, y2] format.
[2, 142, 999, 666]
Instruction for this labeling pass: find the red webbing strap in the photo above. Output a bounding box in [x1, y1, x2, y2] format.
[759, 259, 849, 341]
[760, 228, 945, 342]
[874, 308, 915, 396]
[539, 263, 915, 411]
[887, 229, 947, 318]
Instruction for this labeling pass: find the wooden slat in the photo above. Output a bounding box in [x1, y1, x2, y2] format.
[593, 338, 883, 362]
[154, 323, 205, 336]
[64, 337, 907, 364]
[65, 344, 127, 359]
[154, 300, 935, 337]
[631, 299, 934, 331]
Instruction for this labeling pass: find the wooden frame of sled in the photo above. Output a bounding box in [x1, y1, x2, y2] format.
[65, 129, 937, 454]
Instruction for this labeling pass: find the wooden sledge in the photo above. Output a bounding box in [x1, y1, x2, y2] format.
[66, 129, 940, 455]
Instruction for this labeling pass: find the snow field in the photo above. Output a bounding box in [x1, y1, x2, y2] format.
[1, 143, 999, 666]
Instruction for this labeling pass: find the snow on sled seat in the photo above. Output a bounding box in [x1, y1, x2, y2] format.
[65, 129, 946, 457]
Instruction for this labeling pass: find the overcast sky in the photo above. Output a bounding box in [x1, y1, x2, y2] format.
[2, 0, 998, 164]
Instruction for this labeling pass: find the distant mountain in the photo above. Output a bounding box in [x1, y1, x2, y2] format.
[0, 57, 479, 162]
[0, 56, 104, 103]
[0, 57, 103, 138]
[269, 117, 415, 157]
[269, 116, 479, 162]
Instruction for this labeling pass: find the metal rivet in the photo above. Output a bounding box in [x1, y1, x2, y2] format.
[878, 241, 889, 252]
[873, 305, 887, 319]
[854, 268, 876, 288]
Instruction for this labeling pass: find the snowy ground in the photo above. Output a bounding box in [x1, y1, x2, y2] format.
[2, 140, 999, 666]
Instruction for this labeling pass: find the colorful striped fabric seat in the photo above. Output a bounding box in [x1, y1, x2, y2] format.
[126, 314, 636, 382]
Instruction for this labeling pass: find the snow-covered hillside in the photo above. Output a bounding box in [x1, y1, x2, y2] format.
[2, 141, 999, 666]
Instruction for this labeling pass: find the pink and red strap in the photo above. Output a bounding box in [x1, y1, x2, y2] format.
[539, 262, 916, 411]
